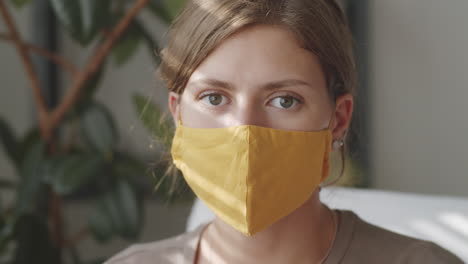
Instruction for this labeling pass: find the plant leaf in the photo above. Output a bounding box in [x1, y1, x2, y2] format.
[50, 0, 85, 45]
[86, 258, 108, 264]
[67, 245, 83, 264]
[134, 19, 160, 65]
[108, 179, 141, 239]
[89, 179, 142, 242]
[147, 1, 173, 24]
[0, 179, 16, 189]
[50, 0, 112, 45]
[112, 152, 146, 183]
[132, 93, 174, 148]
[80, 0, 111, 44]
[88, 200, 114, 243]
[12, 214, 60, 264]
[150, 165, 194, 205]
[17, 127, 40, 169]
[0, 118, 20, 168]
[0, 214, 16, 255]
[81, 60, 107, 102]
[10, 0, 33, 9]
[16, 142, 46, 214]
[163, 0, 187, 19]
[48, 154, 103, 195]
[65, 62, 107, 124]
[80, 102, 118, 156]
[112, 23, 143, 66]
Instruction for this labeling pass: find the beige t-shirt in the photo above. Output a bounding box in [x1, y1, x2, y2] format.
[105, 209, 463, 264]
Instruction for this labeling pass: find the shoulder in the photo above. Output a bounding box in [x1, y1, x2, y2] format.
[396, 240, 464, 263]
[103, 234, 188, 264]
[336, 210, 463, 263]
[104, 223, 207, 264]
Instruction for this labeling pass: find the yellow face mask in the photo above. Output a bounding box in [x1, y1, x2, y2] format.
[171, 116, 333, 236]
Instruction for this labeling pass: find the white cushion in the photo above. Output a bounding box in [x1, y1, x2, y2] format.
[186, 186, 468, 261]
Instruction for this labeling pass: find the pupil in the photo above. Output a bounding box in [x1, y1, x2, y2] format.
[280, 97, 293, 108]
[209, 95, 221, 105]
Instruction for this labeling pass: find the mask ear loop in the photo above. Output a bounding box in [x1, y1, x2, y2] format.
[327, 109, 336, 130]
[321, 108, 336, 182]
[177, 110, 183, 126]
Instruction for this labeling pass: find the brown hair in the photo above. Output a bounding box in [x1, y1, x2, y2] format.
[157, 0, 356, 188]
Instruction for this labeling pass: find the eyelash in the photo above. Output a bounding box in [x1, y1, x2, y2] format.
[198, 91, 229, 105]
[275, 92, 303, 105]
[197, 91, 304, 107]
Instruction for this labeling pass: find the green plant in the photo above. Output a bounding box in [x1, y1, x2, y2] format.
[0, 0, 190, 263]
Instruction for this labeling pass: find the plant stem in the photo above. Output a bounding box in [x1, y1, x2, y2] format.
[48, 189, 64, 258]
[51, 0, 149, 249]
[1, 0, 151, 256]
[0, 32, 78, 76]
[48, 0, 151, 130]
[0, 0, 50, 139]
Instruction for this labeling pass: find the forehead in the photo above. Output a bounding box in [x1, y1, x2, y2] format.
[187, 24, 326, 90]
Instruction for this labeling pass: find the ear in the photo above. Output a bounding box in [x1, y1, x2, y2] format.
[168, 91, 181, 126]
[331, 93, 354, 141]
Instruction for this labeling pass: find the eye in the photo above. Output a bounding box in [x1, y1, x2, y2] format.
[270, 95, 301, 109]
[200, 93, 228, 106]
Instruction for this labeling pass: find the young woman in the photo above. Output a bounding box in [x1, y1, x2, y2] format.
[106, 0, 463, 263]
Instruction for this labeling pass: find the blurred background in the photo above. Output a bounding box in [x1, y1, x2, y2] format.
[0, 0, 467, 263]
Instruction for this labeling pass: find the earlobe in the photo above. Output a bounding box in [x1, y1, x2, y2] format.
[168, 92, 180, 125]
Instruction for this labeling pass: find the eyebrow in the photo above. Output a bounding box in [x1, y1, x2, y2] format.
[188, 78, 313, 91]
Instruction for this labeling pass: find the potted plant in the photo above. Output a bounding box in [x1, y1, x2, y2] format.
[0, 0, 191, 263]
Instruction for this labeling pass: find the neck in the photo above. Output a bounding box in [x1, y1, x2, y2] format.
[197, 189, 336, 264]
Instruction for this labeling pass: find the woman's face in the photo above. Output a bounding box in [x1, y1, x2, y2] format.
[169, 24, 352, 135]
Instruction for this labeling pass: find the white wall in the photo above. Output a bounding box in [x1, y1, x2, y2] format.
[370, 0, 468, 197]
